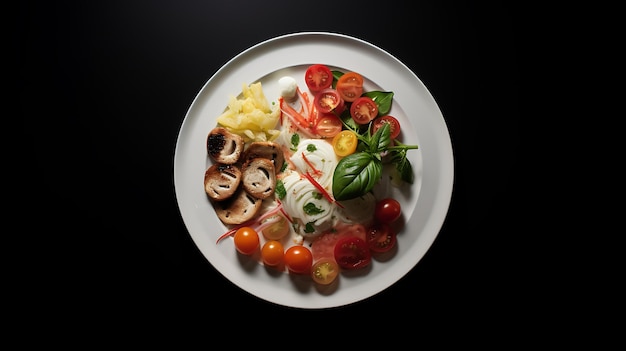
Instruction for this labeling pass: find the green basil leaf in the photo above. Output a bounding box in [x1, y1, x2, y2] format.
[332, 152, 382, 201]
[331, 70, 344, 88]
[363, 91, 394, 116]
[370, 122, 390, 153]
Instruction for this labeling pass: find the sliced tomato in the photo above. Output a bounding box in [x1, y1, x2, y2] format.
[366, 222, 397, 253]
[334, 236, 371, 270]
[350, 96, 378, 125]
[311, 223, 367, 262]
[314, 113, 342, 138]
[335, 72, 363, 102]
[371, 115, 401, 140]
[314, 88, 345, 114]
[305, 64, 333, 93]
[311, 259, 340, 285]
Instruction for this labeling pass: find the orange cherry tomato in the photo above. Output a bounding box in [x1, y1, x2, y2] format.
[284, 245, 313, 274]
[233, 227, 259, 255]
[261, 215, 290, 240]
[335, 72, 363, 102]
[261, 240, 284, 266]
[311, 258, 340, 285]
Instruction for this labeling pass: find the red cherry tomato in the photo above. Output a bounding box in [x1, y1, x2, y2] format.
[334, 236, 371, 270]
[374, 198, 402, 224]
[314, 113, 343, 138]
[284, 245, 313, 274]
[366, 222, 397, 253]
[314, 88, 345, 114]
[335, 72, 363, 102]
[233, 227, 260, 255]
[371, 115, 401, 140]
[304, 64, 333, 93]
[350, 96, 378, 125]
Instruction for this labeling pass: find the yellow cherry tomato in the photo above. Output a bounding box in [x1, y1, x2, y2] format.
[311, 258, 340, 285]
[233, 227, 259, 255]
[261, 215, 290, 240]
[331, 130, 358, 157]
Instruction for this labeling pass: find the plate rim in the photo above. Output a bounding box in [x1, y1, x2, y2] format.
[173, 31, 454, 309]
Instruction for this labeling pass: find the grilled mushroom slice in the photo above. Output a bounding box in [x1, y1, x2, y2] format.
[241, 158, 276, 199]
[206, 127, 244, 164]
[204, 163, 241, 201]
[213, 187, 262, 225]
[241, 141, 285, 173]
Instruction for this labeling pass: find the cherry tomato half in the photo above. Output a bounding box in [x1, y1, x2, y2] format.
[314, 113, 343, 138]
[261, 215, 290, 240]
[314, 88, 345, 114]
[233, 227, 260, 255]
[374, 198, 402, 224]
[284, 245, 313, 274]
[334, 236, 371, 270]
[261, 240, 284, 267]
[350, 96, 378, 125]
[335, 72, 363, 102]
[371, 115, 401, 140]
[305, 64, 334, 93]
[311, 259, 340, 285]
[366, 222, 397, 253]
[331, 130, 358, 157]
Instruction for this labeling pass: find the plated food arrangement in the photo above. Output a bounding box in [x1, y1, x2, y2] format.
[174, 32, 453, 309]
[205, 64, 419, 286]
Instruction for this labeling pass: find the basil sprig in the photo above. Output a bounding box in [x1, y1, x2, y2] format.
[332, 122, 418, 201]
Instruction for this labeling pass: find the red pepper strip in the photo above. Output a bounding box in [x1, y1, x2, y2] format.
[280, 96, 309, 127]
[302, 172, 344, 208]
[276, 199, 293, 223]
[280, 104, 318, 139]
[301, 152, 322, 176]
[296, 87, 316, 127]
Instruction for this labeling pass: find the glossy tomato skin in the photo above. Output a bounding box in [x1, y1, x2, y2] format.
[335, 72, 363, 102]
[371, 115, 401, 140]
[314, 88, 345, 114]
[315, 113, 342, 138]
[284, 245, 313, 274]
[233, 227, 260, 255]
[334, 236, 371, 270]
[366, 222, 396, 253]
[311, 259, 340, 285]
[261, 240, 284, 266]
[331, 130, 358, 157]
[374, 198, 402, 224]
[350, 96, 378, 125]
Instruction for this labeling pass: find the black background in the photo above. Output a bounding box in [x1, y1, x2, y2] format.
[17, 0, 535, 327]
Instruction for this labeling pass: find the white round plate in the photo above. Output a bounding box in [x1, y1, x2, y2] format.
[174, 32, 453, 309]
